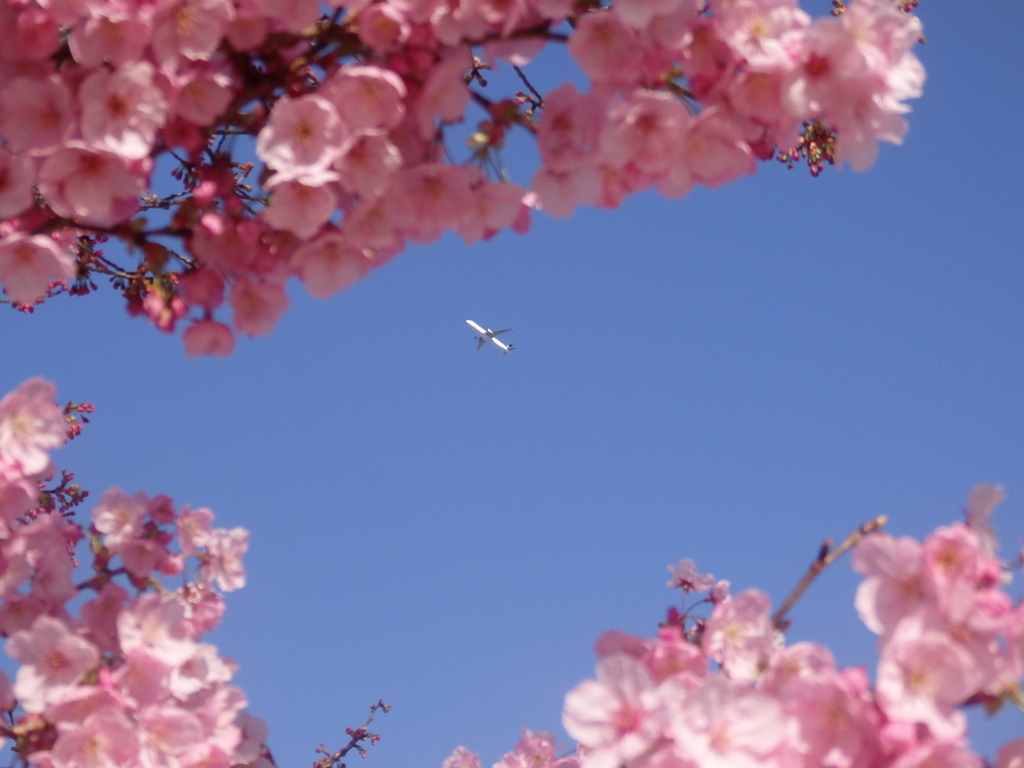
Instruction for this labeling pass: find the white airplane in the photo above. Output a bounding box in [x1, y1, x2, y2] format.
[466, 320, 516, 355]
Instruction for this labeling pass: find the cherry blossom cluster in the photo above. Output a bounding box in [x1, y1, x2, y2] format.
[0, 0, 924, 354]
[446, 489, 1024, 768]
[0, 377, 272, 768]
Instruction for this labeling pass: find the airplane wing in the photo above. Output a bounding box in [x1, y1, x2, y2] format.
[475, 338, 487, 351]
[490, 328, 513, 336]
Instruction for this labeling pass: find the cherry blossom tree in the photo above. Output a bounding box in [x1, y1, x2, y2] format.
[0, 376, 1021, 768]
[450, 490, 1024, 768]
[6, 1, 1019, 766]
[0, 0, 925, 355]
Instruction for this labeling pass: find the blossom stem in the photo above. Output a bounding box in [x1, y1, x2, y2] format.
[771, 515, 888, 630]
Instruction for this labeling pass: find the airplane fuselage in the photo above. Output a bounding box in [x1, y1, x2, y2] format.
[466, 320, 516, 355]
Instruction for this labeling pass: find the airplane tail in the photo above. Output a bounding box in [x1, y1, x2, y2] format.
[503, 345, 517, 355]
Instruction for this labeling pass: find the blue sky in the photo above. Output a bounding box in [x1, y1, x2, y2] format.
[3, 1, 1024, 766]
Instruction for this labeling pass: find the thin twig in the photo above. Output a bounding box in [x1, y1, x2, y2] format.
[772, 515, 888, 630]
[311, 700, 390, 768]
[512, 65, 544, 106]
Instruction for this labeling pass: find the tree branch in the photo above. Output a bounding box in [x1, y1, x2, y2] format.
[772, 515, 887, 630]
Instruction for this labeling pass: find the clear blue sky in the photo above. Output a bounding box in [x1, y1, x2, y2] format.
[3, 2, 1023, 766]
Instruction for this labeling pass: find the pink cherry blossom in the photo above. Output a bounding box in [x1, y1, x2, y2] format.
[670, 677, 787, 768]
[1, 2, 63, 60]
[568, 12, 644, 85]
[189, 683, 248, 755]
[833, 0, 923, 79]
[713, 0, 810, 70]
[783, 15, 868, 116]
[68, 12, 151, 67]
[229, 279, 289, 337]
[612, 0, 691, 32]
[225, 0, 269, 48]
[0, 472, 39, 531]
[37, 142, 147, 227]
[291, 230, 372, 299]
[180, 269, 226, 311]
[416, 52, 473, 136]
[853, 531, 933, 636]
[593, 630, 650, 660]
[7, 615, 100, 713]
[888, 739, 982, 768]
[168, 62, 236, 127]
[391, 163, 477, 243]
[249, 0, 319, 32]
[112, 648, 173, 707]
[201, 527, 248, 591]
[138, 704, 205, 762]
[537, 84, 604, 173]
[150, 0, 235, 66]
[256, 95, 347, 178]
[50, 707, 141, 768]
[494, 730, 575, 768]
[356, 4, 411, 51]
[0, 148, 35, 219]
[875, 619, 979, 738]
[776, 665, 882, 768]
[183, 320, 236, 357]
[602, 90, 691, 175]
[455, 181, 528, 245]
[760, 641, 835, 694]
[0, 75, 72, 152]
[335, 130, 403, 199]
[665, 558, 715, 592]
[81, 583, 130, 653]
[678, 18, 739, 100]
[642, 626, 706, 685]
[702, 588, 775, 683]
[178, 506, 215, 554]
[232, 713, 269, 765]
[679, 109, 757, 188]
[120, 536, 168, 578]
[728, 69, 789, 129]
[323, 65, 407, 131]
[46, 685, 127, 727]
[592, 162, 645, 209]
[531, 166, 601, 219]
[341, 193, 406, 253]
[0, 593, 47, 635]
[964, 483, 1005, 559]
[79, 62, 169, 160]
[0, 377, 66, 476]
[0, 0, 927, 359]
[118, 593, 196, 667]
[92, 487, 149, 549]
[443, 747, 481, 768]
[995, 738, 1024, 768]
[828, 84, 910, 172]
[171, 643, 234, 697]
[179, 583, 227, 637]
[261, 177, 337, 239]
[922, 524, 986, 591]
[189, 213, 262, 277]
[24, 516, 78, 607]
[563, 654, 663, 768]
[0, 233, 76, 304]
